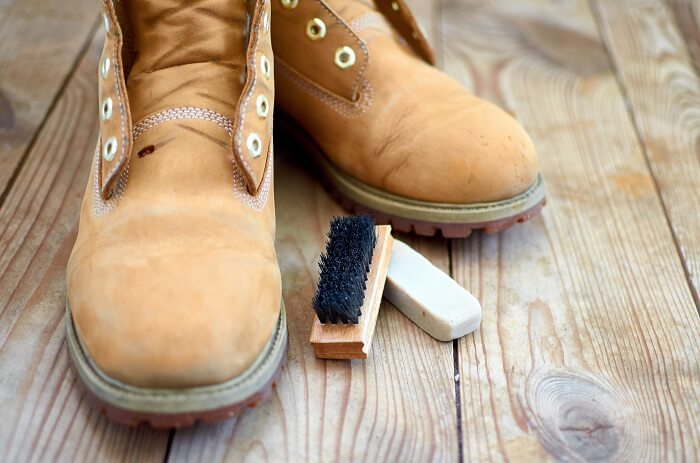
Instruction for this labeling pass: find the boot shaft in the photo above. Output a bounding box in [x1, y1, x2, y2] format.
[98, 0, 273, 199]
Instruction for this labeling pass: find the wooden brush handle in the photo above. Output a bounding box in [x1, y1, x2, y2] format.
[310, 225, 394, 359]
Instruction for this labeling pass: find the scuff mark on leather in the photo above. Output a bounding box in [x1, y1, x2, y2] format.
[137, 145, 156, 158]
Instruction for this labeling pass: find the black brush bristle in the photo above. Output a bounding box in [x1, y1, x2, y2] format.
[312, 215, 377, 324]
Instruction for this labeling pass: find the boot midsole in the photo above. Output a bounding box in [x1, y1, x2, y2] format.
[277, 112, 546, 224]
[65, 302, 287, 414]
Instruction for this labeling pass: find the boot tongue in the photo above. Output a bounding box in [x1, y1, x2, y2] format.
[325, 0, 376, 23]
[125, 0, 249, 123]
[325, 0, 402, 42]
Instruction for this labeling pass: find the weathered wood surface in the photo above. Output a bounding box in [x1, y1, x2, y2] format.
[0, 31, 170, 462]
[168, 0, 457, 460]
[668, 0, 700, 72]
[1, 0, 700, 461]
[594, 0, 700, 304]
[168, 150, 458, 462]
[0, 0, 97, 196]
[442, 0, 700, 461]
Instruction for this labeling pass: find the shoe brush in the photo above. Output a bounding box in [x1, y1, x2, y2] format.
[310, 215, 482, 360]
[310, 215, 394, 359]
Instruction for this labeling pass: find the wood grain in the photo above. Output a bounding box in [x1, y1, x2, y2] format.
[3, 0, 700, 461]
[0, 0, 97, 197]
[440, 0, 700, 460]
[592, 0, 700, 304]
[167, 147, 459, 463]
[668, 0, 700, 73]
[0, 31, 169, 462]
[169, 0, 458, 460]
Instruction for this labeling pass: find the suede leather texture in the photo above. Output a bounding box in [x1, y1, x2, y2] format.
[67, 0, 281, 389]
[273, 0, 540, 204]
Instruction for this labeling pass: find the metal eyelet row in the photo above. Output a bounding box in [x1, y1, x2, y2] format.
[102, 12, 110, 34]
[256, 95, 269, 118]
[246, 3, 273, 161]
[101, 98, 113, 121]
[101, 56, 111, 79]
[306, 18, 326, 40]
[248, 55, 270, 156]
[334, 46, 356, 69]
[247, 133, 263, 158]
[263, 10, 271, 31]
[280, 0, 357, 70]
[100, 11, 118, 163]
[103, 136, 118, 162]
[260, 55, 271, 79]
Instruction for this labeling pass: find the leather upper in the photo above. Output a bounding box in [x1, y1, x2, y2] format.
[272, 0, 540, 204]
[67, 0, 281, 388]
[98, 0, 273, 197]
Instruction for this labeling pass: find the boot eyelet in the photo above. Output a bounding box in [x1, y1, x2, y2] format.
[256, 95, 269, 118]
[334, 46, 356, 69]
[102, 13, 110, 34]
[391, 1, 400, 11]
[100, 56, 111, 79]
[103, 137, 118, 161]
[280, 0, 298, 9]
[306, 18, 326, 41]
[247, 133, 263, 158]
[101, 97, 113, 121]
[260, 55, 271, 79]
[263, 11, 271, 32]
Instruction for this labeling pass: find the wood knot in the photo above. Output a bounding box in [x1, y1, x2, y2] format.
[523, 370, 643, 461]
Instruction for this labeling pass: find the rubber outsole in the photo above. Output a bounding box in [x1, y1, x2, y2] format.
[331, 189, 546, 238]
[277, 112, 546, 238]
[76, 345, 288, 429]
[66, 304, 288, 429]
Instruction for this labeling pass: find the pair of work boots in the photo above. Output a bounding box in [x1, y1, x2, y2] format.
[66, 0, 544, 427]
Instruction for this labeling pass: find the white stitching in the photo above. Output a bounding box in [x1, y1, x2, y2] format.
[93, 139, 129, 216]
[276, 59, 374, 117]
[93, 106, 271, 216]
[133, 107, 233, 141]
[315, 0, 369, 97]
[349, 12, 386, 31]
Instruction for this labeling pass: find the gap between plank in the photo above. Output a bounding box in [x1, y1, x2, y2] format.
[447, 238, 464, 463]
[163, 429, 175, 462]
[588, 0, 700, 314]
[435, 0, 463, 458]
[0, 16, 101, 211]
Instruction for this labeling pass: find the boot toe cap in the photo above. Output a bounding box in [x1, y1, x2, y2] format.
[67, 224, 281, 389]
[444, 102, 540, 203]
[381, 99, 540, 204]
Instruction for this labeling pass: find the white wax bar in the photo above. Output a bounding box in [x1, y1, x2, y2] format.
[384, 240, 482, 341]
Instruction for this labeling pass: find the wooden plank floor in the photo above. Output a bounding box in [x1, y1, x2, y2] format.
[1, 0, 699, 461]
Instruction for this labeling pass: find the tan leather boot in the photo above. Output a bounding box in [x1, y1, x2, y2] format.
[65, 0, 286, 427]
[272, 0, 545, 237]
